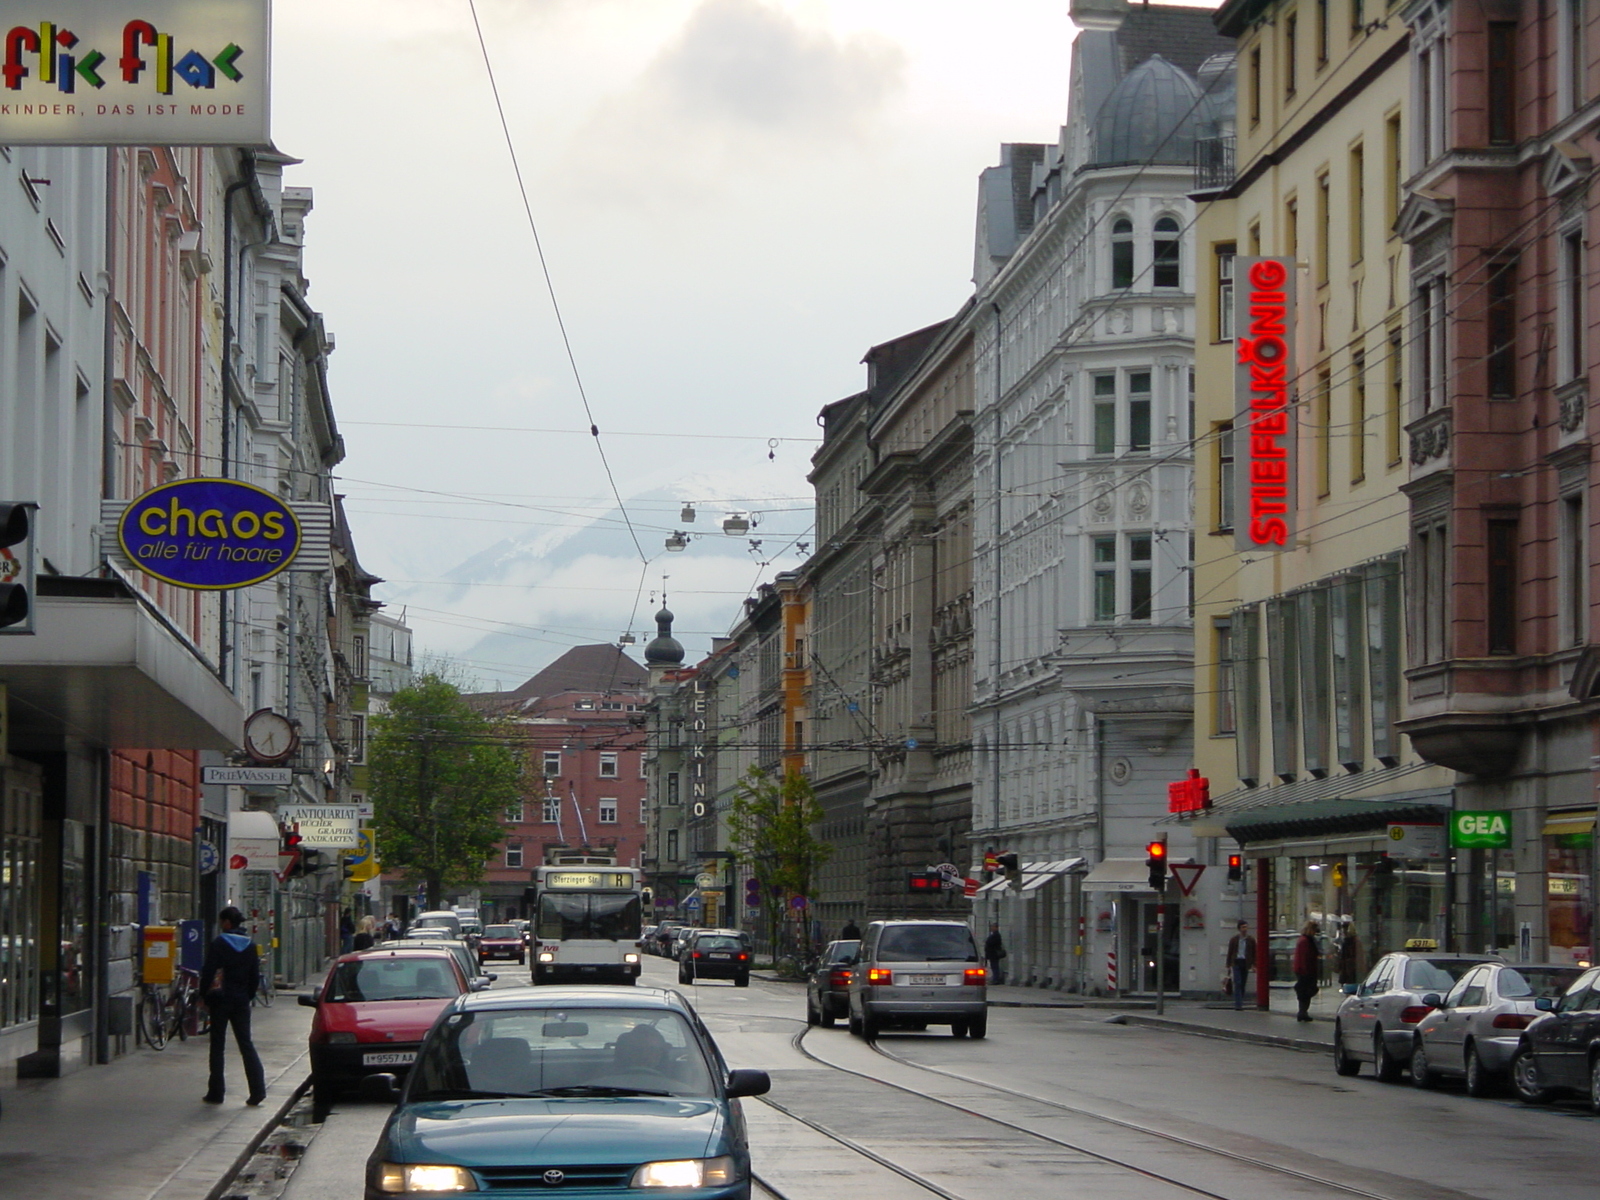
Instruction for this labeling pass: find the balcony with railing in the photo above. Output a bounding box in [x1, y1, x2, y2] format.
[1194, 135, 1235, 193]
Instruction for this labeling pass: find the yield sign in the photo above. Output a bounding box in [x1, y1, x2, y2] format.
[1170, 863, 1206, 897]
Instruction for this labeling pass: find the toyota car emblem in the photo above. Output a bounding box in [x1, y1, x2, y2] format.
[542, 1169, 565, 1186]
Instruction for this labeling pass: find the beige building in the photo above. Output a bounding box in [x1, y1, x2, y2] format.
[1189, 1, 1455, 995]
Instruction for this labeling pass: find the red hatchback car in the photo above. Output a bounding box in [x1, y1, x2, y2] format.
[301, 948, 471, 1120]
[477, 923, 526, 964]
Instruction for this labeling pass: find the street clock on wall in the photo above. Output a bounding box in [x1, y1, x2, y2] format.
[243, 709, 298, 764]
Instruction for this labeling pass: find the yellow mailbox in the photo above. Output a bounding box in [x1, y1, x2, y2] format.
[141, 925, 177, 985]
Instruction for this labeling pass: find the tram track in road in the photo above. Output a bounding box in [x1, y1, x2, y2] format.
[749, 1019, 1468, 1200]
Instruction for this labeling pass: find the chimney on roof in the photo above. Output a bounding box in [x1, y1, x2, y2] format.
[1070, 0, 1128, 32]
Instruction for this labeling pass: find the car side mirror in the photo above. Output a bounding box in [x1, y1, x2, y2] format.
[357, 1073, 403, 1104]
[1533, 996, 1555, 1011]
[470, 978, 492, 992]
[725, 1069, 771, 1099]
[485, 973, 498, 982]
[1421, 993, 1443, 1009]
[1341, 984, 1357, 995]
[298, 992, 320, 1007]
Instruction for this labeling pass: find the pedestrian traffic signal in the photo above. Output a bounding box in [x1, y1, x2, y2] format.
[908, 871, 943, 892]
[1145, 837, 1168, 891]
[1227, 853, 1244, 883]
[0, 503, 36, 633]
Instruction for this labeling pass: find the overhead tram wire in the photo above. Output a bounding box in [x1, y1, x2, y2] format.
[465, 0, 645, 565]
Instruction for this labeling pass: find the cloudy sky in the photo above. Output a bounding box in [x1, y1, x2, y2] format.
[267, 0, 1199, 688]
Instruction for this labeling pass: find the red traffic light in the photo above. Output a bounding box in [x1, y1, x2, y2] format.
[908, 872, 943, 891]
[1145, 839, 1167, 861]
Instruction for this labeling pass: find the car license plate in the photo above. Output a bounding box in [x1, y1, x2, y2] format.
[907, 974, 949, 986]
[710, 953, 731, 959]
[363, 1051, 416, 1067]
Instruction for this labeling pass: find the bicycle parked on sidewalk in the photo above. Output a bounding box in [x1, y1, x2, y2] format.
[165, 965, 211, 1042]
[252, 950, 274, 1006]
[138, 980, 168, 1050]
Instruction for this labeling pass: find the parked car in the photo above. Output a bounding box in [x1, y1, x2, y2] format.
[394, 936, 493, 991]
[1332, 950, 1500, 1080]
[847, 920, 987, 1039]
[649, 920, 684, 956]
[1510, 965, 1600, 1112]
[300, 947, 473, 1121]
[410, 910, 463, 939]
[679, 933, 752, 987]
[478, 924, 526, 965]
[361, 986, 771, 1200]
[1410, 962, 1583, 1095]
[668, 926, 699, 961]
[805, 939, 859, 1028]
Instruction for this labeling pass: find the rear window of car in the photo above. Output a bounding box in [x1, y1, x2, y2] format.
[328, 956, 460, 1002]
[694, 937, 742, 952]
[875, 925, 978, 963]
[483, 926, 517, 938]
[1403, 959, 1480, 991]
[1499, 967, 1581, 999]
[827, 941, 860, 964]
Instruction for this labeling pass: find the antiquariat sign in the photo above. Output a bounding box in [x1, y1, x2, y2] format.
[1234, 257, 1298, 552]
[279, 805, 362, 849]
[117, 478, 300, 590]
[0, 1, 270, 146]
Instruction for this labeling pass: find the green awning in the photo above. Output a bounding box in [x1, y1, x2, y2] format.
[1225, 797, 1451, 845]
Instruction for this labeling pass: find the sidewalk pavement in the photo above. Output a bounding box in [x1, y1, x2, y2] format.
[0, 997, 314, 1200]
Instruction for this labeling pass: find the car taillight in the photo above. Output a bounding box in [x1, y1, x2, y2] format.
[1399, 1005, 1434, 1024]
[1492, 1013, 1531, 1030]
[964, 967, 987, 985]
[737, 953, 748, 961]
[829, 969, 851, 987]
[867, 967, 893, 985]
[693, 952, 703, 959]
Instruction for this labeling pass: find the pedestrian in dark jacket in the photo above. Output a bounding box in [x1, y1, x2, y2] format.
[352, 915, 377, 952]
[984, 923, 1006, 985]
[1224, 920, 1257, 1011]
[1292, 920, 1321, 1022]
[840, 919, 861, 940]
[200, 906, 267, 1106]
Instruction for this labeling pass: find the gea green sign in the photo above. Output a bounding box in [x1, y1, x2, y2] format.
[1450, 811, 1511, 849]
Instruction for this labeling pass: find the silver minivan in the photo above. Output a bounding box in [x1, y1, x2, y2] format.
[847, 920, 988, 1039]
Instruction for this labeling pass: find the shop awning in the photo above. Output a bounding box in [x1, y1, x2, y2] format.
[1542, 810, 1596, 837]
[974, 858, 1086, 894]
[1221, 792, 1452, 845]
[1081, 859, 1157, 893]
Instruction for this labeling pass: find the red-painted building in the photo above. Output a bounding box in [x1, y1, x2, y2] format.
[469, 646, 650, 922]
[1396, 0, 1596, 964]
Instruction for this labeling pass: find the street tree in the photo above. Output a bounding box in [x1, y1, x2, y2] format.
[726, 766, 832, 957]
[367, 673, 523, 910]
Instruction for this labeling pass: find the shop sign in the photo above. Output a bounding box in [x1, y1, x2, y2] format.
[1450, 810, 1512, 849]
[1385, 823, 1444, 860]
[118, 479, 300, 589]
[0, 1, 270, 147]
[226, 835, 277, 871]
[203, 765, 292, 786]
[1167, 768, 1211, 813]
[279, 805, 361, 849]
[1233, 257, 1298, 552]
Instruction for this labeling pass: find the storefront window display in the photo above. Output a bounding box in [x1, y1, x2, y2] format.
[1543, 811, 1594, 967]
[1268, 851, 1447, 982]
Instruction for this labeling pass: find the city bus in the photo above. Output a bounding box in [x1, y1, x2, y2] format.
[531, 864, 644, 985]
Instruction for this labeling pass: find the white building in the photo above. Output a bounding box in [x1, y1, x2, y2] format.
[970, 2, 1236, 995]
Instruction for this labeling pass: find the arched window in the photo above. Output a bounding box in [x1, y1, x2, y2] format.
[1111, 218, 1134, 288]
[1153, 216, 1182, 288]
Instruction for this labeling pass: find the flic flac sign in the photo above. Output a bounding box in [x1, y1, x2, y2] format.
[1234, 257, 1298, 552]
[118, 479, 300, 589]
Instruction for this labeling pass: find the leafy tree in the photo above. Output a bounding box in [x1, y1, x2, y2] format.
[726, 767, 832, 957]
[367, 673, 523, 910]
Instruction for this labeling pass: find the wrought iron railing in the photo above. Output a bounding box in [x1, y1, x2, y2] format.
[1194, 135, 1235, 192]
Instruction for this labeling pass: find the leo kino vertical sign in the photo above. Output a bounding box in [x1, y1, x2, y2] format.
[1234, 257, 1298, 552]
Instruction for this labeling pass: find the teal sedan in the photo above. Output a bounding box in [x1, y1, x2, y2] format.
[362, 986, 770, 1199]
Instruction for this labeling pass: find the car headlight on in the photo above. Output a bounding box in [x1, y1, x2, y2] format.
[624, 952, 640, 964]
[326, 1031, 358, 1044]
[375, 1162, 477, 1193]
[632, 1156, 736, 1188]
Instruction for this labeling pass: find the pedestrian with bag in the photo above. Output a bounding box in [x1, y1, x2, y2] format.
[200, 906, 267, 1106]
[1292, 920, 1321, 1022]
[984, 923, 1007, 985]
[1224, 920, 1256, 1011]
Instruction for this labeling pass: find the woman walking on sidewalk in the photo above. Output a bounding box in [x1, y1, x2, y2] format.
[1292, 920, 1321, 1022]
[200, 907, 267, 1106]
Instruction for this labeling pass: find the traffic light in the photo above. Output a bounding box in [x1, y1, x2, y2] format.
[1145, 837, 1168, 891]
[908, 871, 943, 892]
[0, 503, 36, 633]
[996, 853, 1021, 888]
[281, 827, 304, 878]
[1227, 853, 1244, 883]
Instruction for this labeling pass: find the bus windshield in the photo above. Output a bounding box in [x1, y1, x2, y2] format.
[538, 892, 642, 942]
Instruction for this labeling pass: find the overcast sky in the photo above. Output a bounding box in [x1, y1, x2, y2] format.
[268, 0, 1204, 688]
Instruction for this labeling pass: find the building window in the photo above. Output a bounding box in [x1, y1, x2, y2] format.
[506, 843, 523, 869]
[1567, 0, 1587, 115]
[543, 750, 561, 777]
[351, 634, 368, 679]
[666, 829, 679, 862]
[1129, 535, 1153, 621]
[542, 796, 561, 823]
[1284, 10, 1298, 97]
[1315, 0, 1330, 64]
[1128, 371, 1152, 452]
[639, 799, 648, 825]
[1153, 217, 1181, 288]
[639, 753, 648, 778]
[1315, 171, 1331, 284]
[1416, 277, 1445, 412]
[1385, 113, 1403, 228]
[1092, 373, 1117, 453]
[1217, 244, 1236, 340]
[505, 800, 525, 823]
[667, 772, 680, 805]
[1486, 517, 1519, 655]
[1285, 197, 1298, 261]
[1314, 366, 1333, 496]
[1249, 44, 1263, 124]
[1092, 536, 1117, 622]
[1563, 229, 1585, 382]
[1349, 143, 1365, 264]
[598, 799, 618, 824]
[1487, 260, 1517, 398]
[599, 751, 618, 778]
[1218, 423, 1236, 531]
[1351, 0, 1365, 31]
[1562, 494, 1587, 646]
[1414, 522, 1450, 664]
[1111, 218, 1134, 289]
[1487, 22, 1516, 145]
[349, 714, 366, 764]
[1351, 351, 1367, 483]
[1418, 47, 1434, 164]
[1387, 327, 1404, 464]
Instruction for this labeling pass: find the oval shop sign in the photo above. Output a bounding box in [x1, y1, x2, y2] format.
[118, 479, 301, 589]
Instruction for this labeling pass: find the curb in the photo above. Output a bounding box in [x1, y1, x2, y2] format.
[202, 1074, 311, 1200]
[1114, 1012, 1333, 1054]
